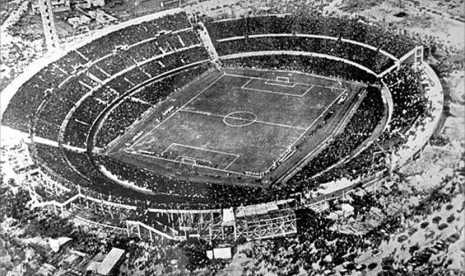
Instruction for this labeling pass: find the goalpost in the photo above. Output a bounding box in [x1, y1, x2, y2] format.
[276, 76, 290, 83]
[180, 157, 197, 166]
[178, 156, 213, 167]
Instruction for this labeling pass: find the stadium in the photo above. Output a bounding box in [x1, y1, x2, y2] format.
[0, 8, 443, 243]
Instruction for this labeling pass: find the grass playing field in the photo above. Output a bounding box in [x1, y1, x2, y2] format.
[121, 69, 348, 177]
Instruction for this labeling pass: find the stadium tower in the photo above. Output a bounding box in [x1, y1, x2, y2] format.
[38, 0, 60, 51]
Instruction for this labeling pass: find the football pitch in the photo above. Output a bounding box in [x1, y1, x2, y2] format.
[125, 70, 347, 176]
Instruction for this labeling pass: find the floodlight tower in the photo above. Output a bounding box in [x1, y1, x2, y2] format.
[38, 0, 60, 51]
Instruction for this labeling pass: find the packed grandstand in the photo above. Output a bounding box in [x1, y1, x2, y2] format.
[0, 9, 441, 243]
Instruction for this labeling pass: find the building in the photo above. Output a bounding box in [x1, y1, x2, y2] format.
[75, 0, 107, 9]
[88, 9, 118, 25]
[96, 247, 125, 276]
[31, 0, 71, 14]
[206, 247, 233, 260]
[67, 15, 91, 28]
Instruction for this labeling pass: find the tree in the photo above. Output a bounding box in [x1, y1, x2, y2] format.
[432, 216, 441, 224]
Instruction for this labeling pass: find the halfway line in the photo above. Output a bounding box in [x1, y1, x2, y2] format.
[180, 109, 307, 130]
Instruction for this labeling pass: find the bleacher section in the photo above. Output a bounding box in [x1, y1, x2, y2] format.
[218, 36, 393, 73]
[222, 55, 377, 83]
[2, 12, 201, 139]
[290, 86, 385, 184]
[206, 15, 416, 58]
[1, 13, 430, 214]
[96, 65, 209, 147]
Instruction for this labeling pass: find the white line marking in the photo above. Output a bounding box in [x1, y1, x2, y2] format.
[224, 155, 240, 170]
[243, 78, 308, 97]
[164, 142, 240, 170]
[225, 72, 341, 89]
[242, 86, 307, 97]
[265, 88, 348, 172]
[129, 72, 350, 176]
[165, 142, 239, 158]
[96, 66, 111, 78]
[75, 50, 89, 61]
[131, 73, 225, 148]
[180, 109, 307, 130]
[239, 76, 338, 98]
[264, 80, 297, 87]
[177, 156, 212, 165]
[222, 111, 257, 127]
[240, 78, 253, 89]
[124, 77, 135, 86]
[160, 143, 174, 155]
[141, 69, 152, 78]
[300, 85, 314, 97]
[126, 150, 258, 178]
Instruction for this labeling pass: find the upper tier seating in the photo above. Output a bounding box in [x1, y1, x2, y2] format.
[2, 12, 196, 134]
[206, 15, 416, 58]
[215, 36, 394, 73]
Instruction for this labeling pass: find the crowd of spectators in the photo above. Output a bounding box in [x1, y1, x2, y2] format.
[215, 36, 394, 73]
[30, 134, 386, 214]
[206, 14, 417, 58]
[382, 65, 429, 134]
[290, 85, 385, 184]
[88, 29, 202, 81]
[2, 160, 461, 275]
[31, 141, 268, 210]
[87, 65, 109, 81]
[39, 96, 75, 127]
[299, 65, 428, 187]
[97, 98, 151, 147]
[29, 61, 429, 213]
[32, 143, 96, 189]
[123, 67, 150, 85]
[27, 39, 206, 148]
[64, 119, 91, 148]
[1, 7, 460, 276]
[63, 46, 209, 148]
[2, 64, 68, 132]
[125, 31, 201, 63]
[78, 12, 192, 61]
[74, 96, 107, 126]
[3, 11, 433, 235]
[34, 119, 60, 141]
[223, 55, 377, 83]
[96, 65, 209, 147]
[1, 12, 200, 143]
[228, 56, 428, 198]
[2, 13, 420, 140]
[94, 155, 272, 209]
[27, 73, 429, 225]
[53, 51, 88, 74]
[263, 60, 427, 190]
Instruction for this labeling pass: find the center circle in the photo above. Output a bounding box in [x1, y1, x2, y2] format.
[223, 111, 258, 127]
